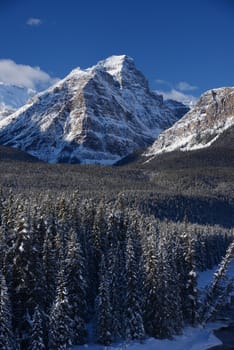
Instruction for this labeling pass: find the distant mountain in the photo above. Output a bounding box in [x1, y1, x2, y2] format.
[0, 83, 36, 119]
[0, 55, 188, 164]
[144, 87, 234, 160]
[0, 105, 14, 120]
[164, 99, 190, 119]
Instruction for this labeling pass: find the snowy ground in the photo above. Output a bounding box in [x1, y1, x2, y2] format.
[72, 323, 223, 350]
[73, 259, 234, 350]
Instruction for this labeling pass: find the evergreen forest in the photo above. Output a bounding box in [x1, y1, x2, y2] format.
[0, 148, 233, 349]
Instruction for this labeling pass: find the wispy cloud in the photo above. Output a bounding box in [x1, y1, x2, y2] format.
[0, 59, 59, 90]
[176, 81, 198, 92]
[155, 79, 198, 106]
[26, 17, 42, 26]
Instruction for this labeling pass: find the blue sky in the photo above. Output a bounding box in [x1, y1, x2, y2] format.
[0, 0, 234, 102]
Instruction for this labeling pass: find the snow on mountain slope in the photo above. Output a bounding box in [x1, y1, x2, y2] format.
[0, 83, 36, 120]
[0, 55, 187, 164]
[145, 87, 234, 159]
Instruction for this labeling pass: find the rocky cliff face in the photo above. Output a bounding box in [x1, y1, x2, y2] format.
[0, 55, 187, 164]
[144, 87, 234, 159]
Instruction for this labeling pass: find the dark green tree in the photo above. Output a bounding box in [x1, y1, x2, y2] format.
[30, 305, 46, 350]
[124, 234, 145, 341]
[95, 257, 112, 345]
[0, 272, 15, 350]
[49, 264, 73, 350]
[65, 229, 87, 344]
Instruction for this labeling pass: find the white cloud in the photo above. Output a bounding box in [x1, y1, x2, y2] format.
[0, 59, 59, 90]
[155, 79, 198, 107]
[176, 81, 198, 92]
[156, 88, 198, 107]
[26, 17, 42, 26]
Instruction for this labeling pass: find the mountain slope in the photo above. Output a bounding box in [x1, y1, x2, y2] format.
[144, 87, 234, 159]
[0, 55, 188, 164]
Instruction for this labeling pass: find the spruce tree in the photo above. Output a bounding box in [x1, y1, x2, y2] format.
[108, 242, 126, 340]
[183, 232, 198, 325]
[165, 236, 183, 334]
[143, 227, 161, 337]
[42, 225, 58, 314]
[154, 239, 173, 339]
[10, 213, 35, 346]
[124, 234, 145, 341]
[30, 305, 46, 350]
[175, 226, 198, 325]
[65, 229, 87, 345]
[0, 272, 15, 350]
[95, 257, 112, 345]
[49, 264, 73, 350]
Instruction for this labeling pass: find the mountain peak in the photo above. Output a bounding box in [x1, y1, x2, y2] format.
[94, 54, 147, 88]
[98, 54, 134, 69]
[65, 55, 145, 89]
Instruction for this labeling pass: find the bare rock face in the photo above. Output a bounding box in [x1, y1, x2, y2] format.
[0, 55, 187, 164]
[145, 87, 234, 159]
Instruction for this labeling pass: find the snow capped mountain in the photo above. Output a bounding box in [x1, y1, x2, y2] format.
[0, 55, 187, 164]
[144, 87, 234, 159]
[0, 83, 35, 120]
